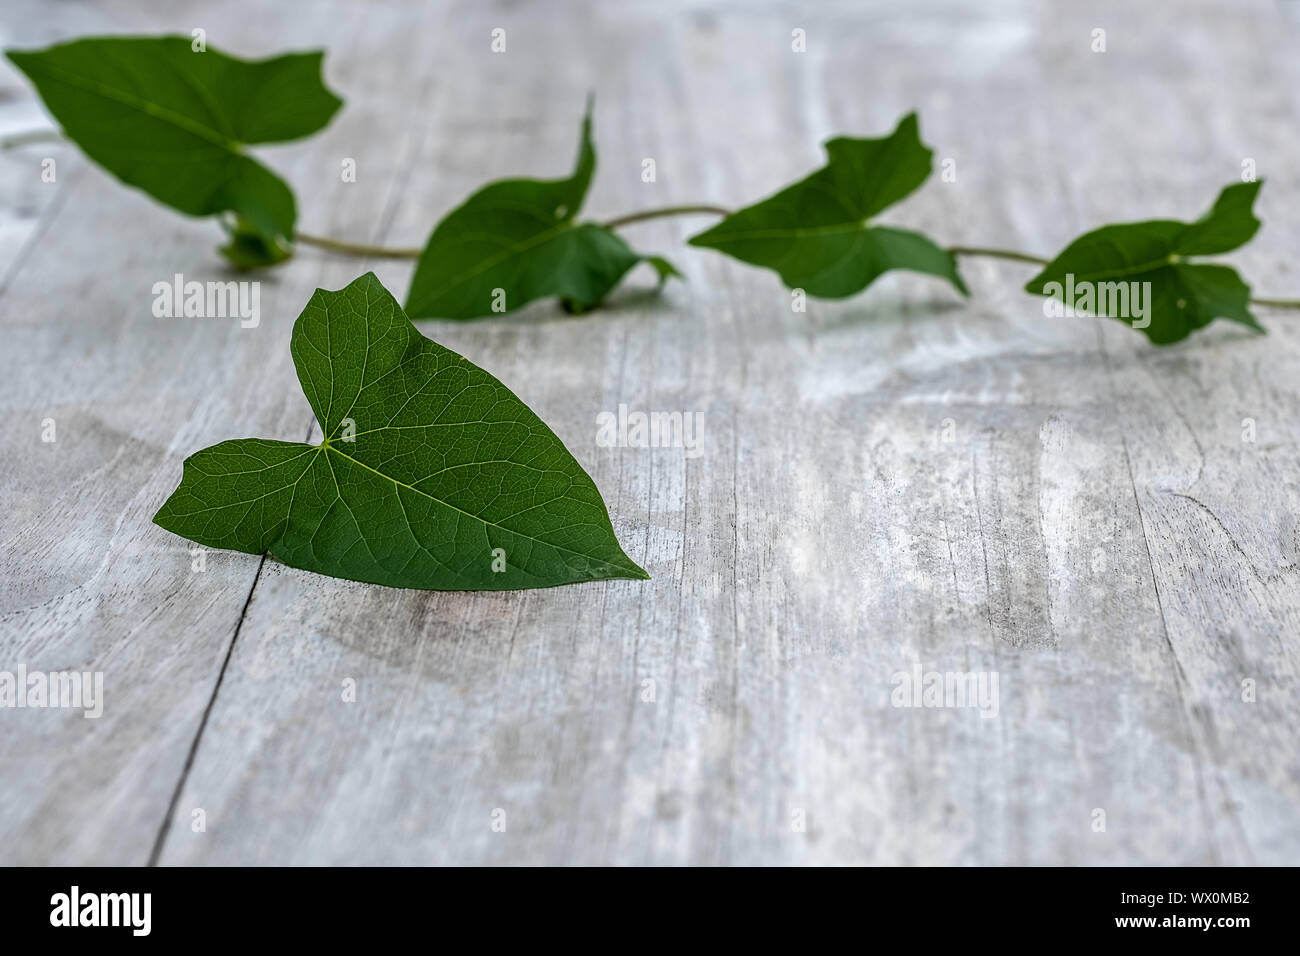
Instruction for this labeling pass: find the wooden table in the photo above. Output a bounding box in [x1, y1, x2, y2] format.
[2, 0, 1298, 865]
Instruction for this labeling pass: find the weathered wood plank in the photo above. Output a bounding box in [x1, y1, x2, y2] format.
[1, 0, 1297, 866]
[0, 0, 443, 864]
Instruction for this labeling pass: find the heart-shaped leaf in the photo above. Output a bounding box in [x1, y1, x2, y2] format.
[1024, 181, 1264, 344]
[154, 273, 648, 590]
[405, 101, 675, 319]
[7, 36, 342, 250]
[687, 113, 967, 299]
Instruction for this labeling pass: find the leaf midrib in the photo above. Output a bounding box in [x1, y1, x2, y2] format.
[22, 57, 242, 154]
[321, 444, 635, 574]
[695, 220, 869, 244]
[1051, 254, 1183, 286]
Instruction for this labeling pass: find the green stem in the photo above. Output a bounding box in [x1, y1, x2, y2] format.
[602, 204, 731, 229]
[6, 134, 1294, 309]
[0, 128, 64, 149]
[295, 232, 422, 259]
[948, 245, 1300, 308]
[948, 245, 1050, 266]
[294, 205, 733, 259]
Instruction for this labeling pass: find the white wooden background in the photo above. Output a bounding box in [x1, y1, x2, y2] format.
[2, 0, 1298, 865]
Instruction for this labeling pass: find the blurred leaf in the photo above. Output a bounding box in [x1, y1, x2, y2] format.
[406, 101, 675, 319]
[7, 36, 342, 243]
[687, 113, 966, 299]
[1025, 181, 1264, 344]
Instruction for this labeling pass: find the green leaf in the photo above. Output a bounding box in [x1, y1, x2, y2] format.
[1024, 181, 1265, 344]
[686, 113, 967, 299]
[154, 273, 648, 590]
[646, 256, 683, 283]
[405, 101, 674, 319]
[6, 36, 342, 243]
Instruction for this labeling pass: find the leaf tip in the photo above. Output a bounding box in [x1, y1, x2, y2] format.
[945, 256, 971, 297]
[1022, 269, 1050, 295]
[150, 493, 179, 536]
[647, 255, 683, 284]
[622, 559, 651, 581]
[1240, 306, 1267, 335]
[301, 48, 345, 116]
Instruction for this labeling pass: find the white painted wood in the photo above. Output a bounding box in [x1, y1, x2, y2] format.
[1, 0, 1297, 865]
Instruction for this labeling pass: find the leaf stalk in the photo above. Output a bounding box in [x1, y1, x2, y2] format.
[602, 204, 732, 229]
[947, 246, 1050, 266]
[294, 232, 422, 259]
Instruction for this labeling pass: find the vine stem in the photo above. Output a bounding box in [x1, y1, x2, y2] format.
[0, 136, 1295, 313]
[947, 245, 1050, 266]
[601, 204, 732, 228]
[948, 245, 1300, 309]
[292, 204, 733, 259]
[295, 232, 422, 259]
[0, 128, 64, 148]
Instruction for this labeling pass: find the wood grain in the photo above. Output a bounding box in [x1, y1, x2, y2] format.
[1, 0, 1297, 866]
